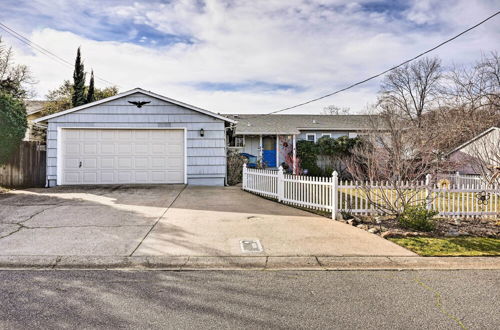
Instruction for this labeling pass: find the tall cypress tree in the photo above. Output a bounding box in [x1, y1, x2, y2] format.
[72, 47, 86, 107]
[86, 70, 95, 104]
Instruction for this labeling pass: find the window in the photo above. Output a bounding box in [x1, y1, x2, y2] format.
[306, 133, 316, 142]
[235, 136, 245, 147]
[321, 133, 332, 138]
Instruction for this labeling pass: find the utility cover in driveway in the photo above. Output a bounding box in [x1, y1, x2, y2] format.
[240, 240, 263, 253]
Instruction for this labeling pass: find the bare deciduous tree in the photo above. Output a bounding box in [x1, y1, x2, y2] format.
[445, 52, 499, 115]
[346, 107, 449, 217]
[321, 105, 350, 115]
[0, 38, 35, 99]
[379, 57, 442, 128]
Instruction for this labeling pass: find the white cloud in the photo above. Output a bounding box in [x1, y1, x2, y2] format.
[2, 0, 499, 114]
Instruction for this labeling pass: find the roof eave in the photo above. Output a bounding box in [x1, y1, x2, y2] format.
[33, 88, 236, 124]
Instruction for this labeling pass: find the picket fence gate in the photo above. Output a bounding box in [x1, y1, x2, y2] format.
[242, 164, 500, 219]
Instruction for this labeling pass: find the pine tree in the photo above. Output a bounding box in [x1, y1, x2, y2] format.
[86, 70, 95, 104]
[71, 47, 86, 107]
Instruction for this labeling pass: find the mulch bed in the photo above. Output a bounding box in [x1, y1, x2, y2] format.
[339, 215, 500, 239]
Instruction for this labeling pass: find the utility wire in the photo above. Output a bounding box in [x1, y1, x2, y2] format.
[247, 10, 500, 118]
[0, 21, 119, 87]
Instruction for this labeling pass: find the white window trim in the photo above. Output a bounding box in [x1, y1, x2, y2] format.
[321, 133, 332, 138]
[235, 136, 245, 147]
[306, 133, 316, 142]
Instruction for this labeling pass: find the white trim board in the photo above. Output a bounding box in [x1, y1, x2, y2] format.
[446, 127, 499, 156]
[35, 88, 236, 124]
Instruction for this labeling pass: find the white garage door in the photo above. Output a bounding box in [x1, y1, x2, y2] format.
[60, 129, 185, 185]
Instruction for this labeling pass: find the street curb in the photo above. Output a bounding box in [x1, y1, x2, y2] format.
[0, 256, 499, 270]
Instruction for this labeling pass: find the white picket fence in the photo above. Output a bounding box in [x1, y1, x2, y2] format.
[438, 172, 489, 189]
[242, 164, 500, 219]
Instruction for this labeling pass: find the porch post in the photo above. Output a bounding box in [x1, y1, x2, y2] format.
[259, 135, 263, 163]
[292, 134, 297, 174]
[276, 134, 279, 168]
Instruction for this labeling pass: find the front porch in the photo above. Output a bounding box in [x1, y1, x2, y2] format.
[229, 134, 298, 173]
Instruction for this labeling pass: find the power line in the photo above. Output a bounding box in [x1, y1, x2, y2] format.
[249, 10, 500, 118]
[0, 21, 119, 87]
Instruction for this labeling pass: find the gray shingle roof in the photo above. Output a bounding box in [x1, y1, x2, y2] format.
[228, 114, 380, 135]
[25, 100, 47, 115]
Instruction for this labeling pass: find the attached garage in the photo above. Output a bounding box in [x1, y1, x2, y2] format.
[35, 88, 235, 187]
[60, 128, 185, 185]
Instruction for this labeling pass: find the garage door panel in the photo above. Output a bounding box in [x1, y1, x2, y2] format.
[100, 158, 114, 168]
[151, 171, 166, 181]
[61, 129, 184, 184]
[117, 130, 132, 140]
[64, 172, 80, 184]
[134, 157, 148, 169]
[65, 143, 80, 154]
[166, 171, 184, 182]
[83, 130, 98, 139]
[118, 171, 133, 182]
[134, 143, 149, 154]
[135, 171, 149, 182]
[100, 172, 114, 183]
[65, 130, 81, 140]
[101, 130, 115, 140]
[117, 157, 133, 169]
[83, 143, 98, 154]
[151, 157, 166, 168]
[167, 156, 183, 169]
[100, 143, 115, 154]
[166, 145, 183, 154]
[82, 158, 97, 169]
[64, 158, 80, 169]
[135, 131, 149, 140]
[82, 172, 98, 184]
[117, 144, 133, 154]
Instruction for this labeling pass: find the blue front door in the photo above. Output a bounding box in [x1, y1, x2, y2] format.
[263, 150, 276, 167]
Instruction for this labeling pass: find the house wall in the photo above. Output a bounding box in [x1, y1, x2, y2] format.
[46, 92, 227, 186]
[24, 113, 44, 142]
[241, 136, 261, 156]
[297, 130, 356, 141]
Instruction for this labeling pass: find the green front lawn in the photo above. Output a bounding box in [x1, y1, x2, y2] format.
[389, 237, 500, 256]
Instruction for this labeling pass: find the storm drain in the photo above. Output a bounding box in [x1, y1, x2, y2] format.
[240, 239, 263, 253]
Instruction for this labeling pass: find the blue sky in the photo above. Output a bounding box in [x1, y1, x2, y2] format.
[0, 0, 498, 113]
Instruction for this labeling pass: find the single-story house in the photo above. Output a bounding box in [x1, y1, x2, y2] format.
[34, 88, 235, 187]
[24, 100, 48, 141]
[226, 114, 376, 172]
[447, 126, 500, 176]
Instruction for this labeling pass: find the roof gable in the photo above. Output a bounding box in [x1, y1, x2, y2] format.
[447, 127, 500, 156]
[34, 88, 235, 123]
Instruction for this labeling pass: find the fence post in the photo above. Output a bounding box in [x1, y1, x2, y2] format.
[331, 171, 338, 220]
[278, 166, 284, 202]
[242, 163, 247, 189]
[455, 171, 460, 186]
[425, 174, 432, 210]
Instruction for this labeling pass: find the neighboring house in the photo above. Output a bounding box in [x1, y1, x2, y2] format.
[24, 100, 48, 141]
[447, 127, 500, 176]
[34, 88, 235, 187]
[226, 114, 376, 172]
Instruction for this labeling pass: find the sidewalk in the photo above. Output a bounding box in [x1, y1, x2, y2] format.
[0, 255, 498, 270]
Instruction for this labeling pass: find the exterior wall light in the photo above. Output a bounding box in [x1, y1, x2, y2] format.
[200, 128, 205, 137]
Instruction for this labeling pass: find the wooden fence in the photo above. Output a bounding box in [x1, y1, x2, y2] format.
[0, 141, 46, 188]
[242, 164, 500, 219]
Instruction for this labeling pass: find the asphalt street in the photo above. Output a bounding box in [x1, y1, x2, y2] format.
[0, 270, 498, 329]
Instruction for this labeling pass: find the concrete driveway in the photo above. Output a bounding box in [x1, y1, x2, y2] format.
[0, 185, 414, 257]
